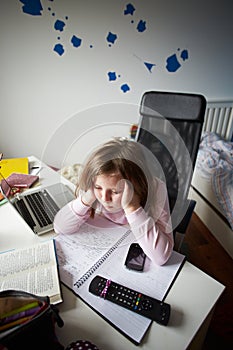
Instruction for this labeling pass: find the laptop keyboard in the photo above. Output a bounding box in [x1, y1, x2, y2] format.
[24, 190, 60, 227]
[13, 199, 36, 229]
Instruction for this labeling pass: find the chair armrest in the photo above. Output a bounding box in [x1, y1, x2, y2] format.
[174, 199, 196, 234]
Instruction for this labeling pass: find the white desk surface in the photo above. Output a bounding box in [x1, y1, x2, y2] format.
[0, 157, 225, 350]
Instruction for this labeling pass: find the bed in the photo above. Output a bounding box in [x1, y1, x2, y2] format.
[190, 101, 233, 259]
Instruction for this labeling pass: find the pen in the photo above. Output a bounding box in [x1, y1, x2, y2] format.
[31, 166, 40, 169]
[0, 316, 32, 332]
[0, 305, 41, 325]
[0, 301, 40, 319]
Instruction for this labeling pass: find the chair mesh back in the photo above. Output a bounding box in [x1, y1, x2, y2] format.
[136, 91, 206, 229]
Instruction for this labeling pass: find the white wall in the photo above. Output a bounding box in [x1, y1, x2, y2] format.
[1, 0, 233, 168]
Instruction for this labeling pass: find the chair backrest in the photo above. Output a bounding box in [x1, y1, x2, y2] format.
[135, 91, 206, 230]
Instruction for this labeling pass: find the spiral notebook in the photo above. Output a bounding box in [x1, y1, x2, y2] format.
[55, 219, 185, 344]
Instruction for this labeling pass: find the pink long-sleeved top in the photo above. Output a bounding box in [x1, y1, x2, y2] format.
[53, 178, 174, 266]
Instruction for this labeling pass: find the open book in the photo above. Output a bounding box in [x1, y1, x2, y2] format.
[0, 240, 62, 305]
[55, 217, 185, 344]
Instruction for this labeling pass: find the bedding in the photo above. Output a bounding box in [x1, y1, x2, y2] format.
[195, 132, 233, 230]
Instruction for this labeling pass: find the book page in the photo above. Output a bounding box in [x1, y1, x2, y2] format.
[0, 240, 62, 304]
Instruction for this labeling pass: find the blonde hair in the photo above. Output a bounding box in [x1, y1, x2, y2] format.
[77, 137, 155, 216]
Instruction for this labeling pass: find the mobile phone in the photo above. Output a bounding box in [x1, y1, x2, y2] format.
[125, 243, 146, 272]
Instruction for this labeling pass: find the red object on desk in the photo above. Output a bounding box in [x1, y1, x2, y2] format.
[0, 173, 39, 197]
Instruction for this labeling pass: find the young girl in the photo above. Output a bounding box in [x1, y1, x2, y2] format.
[54, 138, 174, 265]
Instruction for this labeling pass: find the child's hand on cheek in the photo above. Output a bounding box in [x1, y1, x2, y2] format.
[81, 188, 96, 207]
[120, 180, 140, 214]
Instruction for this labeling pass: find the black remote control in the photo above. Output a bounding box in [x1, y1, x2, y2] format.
[89, 275, 170, 325]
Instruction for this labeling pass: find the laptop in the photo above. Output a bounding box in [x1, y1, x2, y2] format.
[0, 181, 75, 235]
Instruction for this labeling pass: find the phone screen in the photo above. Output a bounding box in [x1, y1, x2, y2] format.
[125, 243, 146, 271]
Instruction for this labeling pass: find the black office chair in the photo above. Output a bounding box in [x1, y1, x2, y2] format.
[135, 91, 206, 247]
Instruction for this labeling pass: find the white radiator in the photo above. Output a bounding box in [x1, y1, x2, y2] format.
[203, 101, 233, 141]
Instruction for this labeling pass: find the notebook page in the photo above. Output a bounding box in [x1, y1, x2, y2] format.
[55, 221, 129, 288]
[75, 232, 185, 344]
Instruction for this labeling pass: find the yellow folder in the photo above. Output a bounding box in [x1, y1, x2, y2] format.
[0, 157, 29, 179]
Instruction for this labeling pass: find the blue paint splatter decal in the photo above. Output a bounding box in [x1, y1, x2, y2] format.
[121, 84, 130, 93]
[54, 19, 66, 32]
[71, 36, 82, 48]
[106, 32, 118, 46]
[124, 3, 135, 16]
[137, 20, 146, 33]
[166, 49, 189, 72]
[20, 0, 43, 15]
[53, 43, 64, 56]
[144, 62, 156, 73]
[181, 49, 188, 61]
[108, 72, 117, 81]
[18, 1, 190, 93]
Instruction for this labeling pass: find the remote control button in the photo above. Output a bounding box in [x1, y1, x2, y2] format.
[141, 299, 153, 310]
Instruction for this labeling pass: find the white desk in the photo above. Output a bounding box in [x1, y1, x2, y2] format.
[0, 158, 225, 350]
